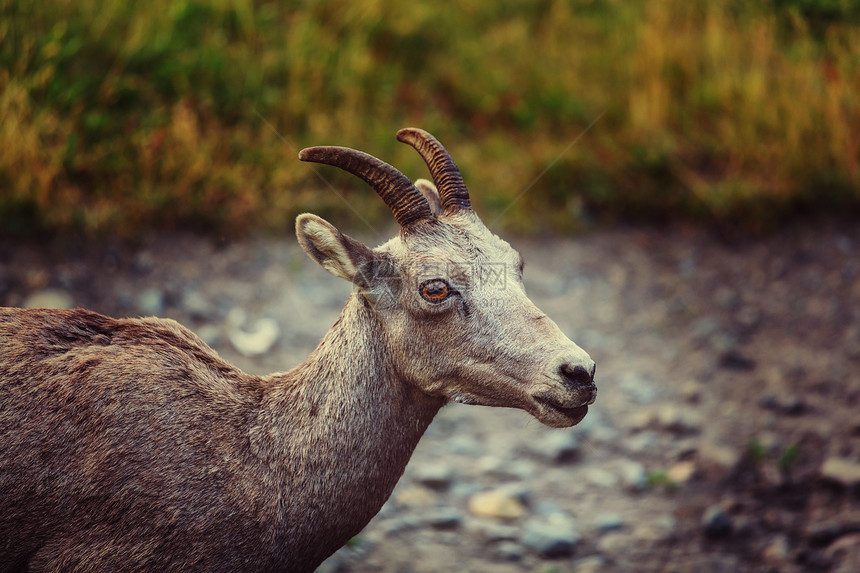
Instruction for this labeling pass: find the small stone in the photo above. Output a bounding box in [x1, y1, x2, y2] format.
[762, 535, 789, 564]
[825, 533, 860, 573]
[666, 461, 696, 485]
[596, 532, 630, 554]
[137, 288, 165, 316]
[423, 508, 463, 530]
[378, 515, 422, 536]
[806, 514, 860, 545]
[595, 512, 625, 532]
[181, 290, 212, 319]
[656, 514, 678, 536]
[23, 289, 73, 310]
[718, 350, 756, 371]
[531, 431, 581, 463]
[655, 405, 702, 434]
[533, 499, 565, 518]
[636, 514, 678, 542]
[627, 410, 657, 432]
[468, 489, 527, 520]
[492, 541, 524, 562]
[617, 460, 648, 491]
[226, 308, 280, 357]
[465, 518, 519, 542]
[680, 380, 702, 404]
[625, 431, 659, 453]
[394, 486, 437, 507]
[474, 455, 504, 475]
[702, 505, 733, 537]
[573, 555, 607, 573]
[521, 514, 581, 558]
[697, 442, 741, 477]
[450, 482, 481, 498]
[475, 455, 535, 479]
[588, 425, 619, 444]
[506, 459, 538, 479]
[413, 464, 455, 491]
[583, 467, 619, 488]
[758, 392, 807, 416]
[820, 457, 860, 487]
[495, 483, 532, 506]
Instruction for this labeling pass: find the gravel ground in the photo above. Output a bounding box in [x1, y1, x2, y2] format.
[1, 218, 859, 572]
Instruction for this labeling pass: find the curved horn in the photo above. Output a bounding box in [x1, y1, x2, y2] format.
[299, 146, 433, 228]
[396, 128, 472, 214]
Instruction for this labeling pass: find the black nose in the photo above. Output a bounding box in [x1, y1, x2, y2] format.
[559, 362, 595, 390]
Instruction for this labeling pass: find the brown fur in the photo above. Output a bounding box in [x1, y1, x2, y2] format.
[0, 131, 595, 572]
[0, 305, 442, 572]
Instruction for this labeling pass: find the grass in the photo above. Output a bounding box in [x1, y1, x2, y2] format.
[1, 0, 859, 237]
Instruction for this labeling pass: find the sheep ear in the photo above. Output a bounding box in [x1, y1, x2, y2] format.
[414, 178, 443, 216]
[296, 214, 376, 285]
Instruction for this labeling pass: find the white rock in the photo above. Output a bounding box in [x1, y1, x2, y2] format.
[573, 555, 607, 573]
[625, 430, 659, 453]
[423, 508, 463, 530]
[521, 513, 581, 558]
[464, 518, 519, 542]
[23, 289, 73, 309]
[655, 405, 702, 433]
[475, 455, 535, 479]
[597, 532, 631, 555]
[583, 467, 619, 488]
[531, 431, 581, 463]
[595, 512, 625, 532]
[226, 308, 280, 357]
[821, 457, 860, 487]
[666, 461, 696, 484]
[697, 442, 741, 476]
[492, 541, 524, 562]
[762, 535, 789, 564]
[394, 485, 436, 507]
[413, 464, 455, 491]
[616, 460, 648, 491]
[468, 489, 527, 520]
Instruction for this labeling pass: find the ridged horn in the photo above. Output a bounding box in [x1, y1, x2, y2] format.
[299, 146, 433, 228]
[396, 128, 472, 214]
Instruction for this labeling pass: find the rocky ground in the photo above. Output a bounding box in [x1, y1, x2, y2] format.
[1, 219, 859, 572]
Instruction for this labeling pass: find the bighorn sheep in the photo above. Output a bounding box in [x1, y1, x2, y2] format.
[0, 128, 596, 572]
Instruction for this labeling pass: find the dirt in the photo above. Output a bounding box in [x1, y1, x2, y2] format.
[1, 218, 858, 572]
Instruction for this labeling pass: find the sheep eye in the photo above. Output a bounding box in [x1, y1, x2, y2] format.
[420, 279, 452, 303]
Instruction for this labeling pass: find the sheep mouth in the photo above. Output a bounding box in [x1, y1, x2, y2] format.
[534, 397, 590, 427]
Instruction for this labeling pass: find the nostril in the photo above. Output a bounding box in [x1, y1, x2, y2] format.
[559, 363, 594, 389]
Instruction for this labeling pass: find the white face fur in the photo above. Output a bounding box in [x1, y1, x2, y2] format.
[297, 183, 596, 428]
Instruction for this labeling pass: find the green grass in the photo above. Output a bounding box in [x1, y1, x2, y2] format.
[1, 0, 859, 237]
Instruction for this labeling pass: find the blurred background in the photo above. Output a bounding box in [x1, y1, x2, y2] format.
[2, 1, 860, 572]
[2, 0, 859, 238]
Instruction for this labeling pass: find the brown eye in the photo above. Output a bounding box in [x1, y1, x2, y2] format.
[420, 279, 453, 303]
